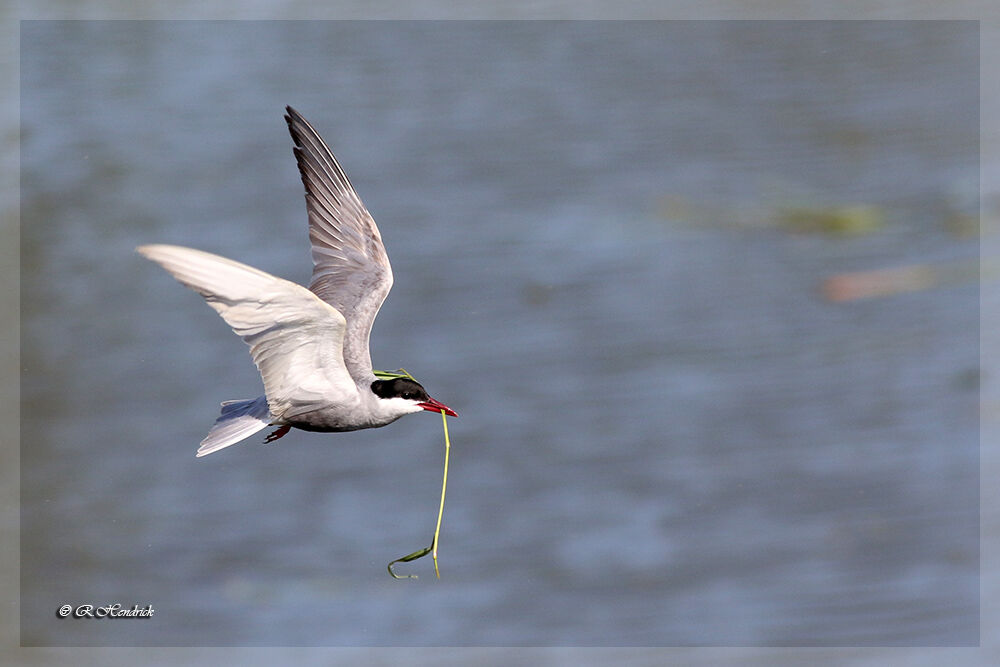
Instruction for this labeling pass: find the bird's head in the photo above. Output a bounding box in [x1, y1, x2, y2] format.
[370, 377, 457, 417]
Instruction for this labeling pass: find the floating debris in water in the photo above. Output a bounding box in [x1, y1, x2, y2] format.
[823, 258, 986, 302]
[778, 205, 884, 237]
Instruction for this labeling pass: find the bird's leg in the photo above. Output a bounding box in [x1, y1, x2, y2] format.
[264, 425, 291, 444]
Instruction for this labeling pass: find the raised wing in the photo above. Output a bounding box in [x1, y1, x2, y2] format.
[137, 244, 356, 420]
[284, 106, 393, 382]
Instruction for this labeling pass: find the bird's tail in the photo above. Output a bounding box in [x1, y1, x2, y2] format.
[197, 396, 272, 458]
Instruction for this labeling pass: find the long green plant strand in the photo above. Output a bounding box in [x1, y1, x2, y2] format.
[430, 407, 451, 577]
[380, 368, 452, 579]
[373, 368, 417, 381]
[387, 408, 451, 580]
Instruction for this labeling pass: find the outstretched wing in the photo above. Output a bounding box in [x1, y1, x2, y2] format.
[137, 244, 356, 420]
[284, 106, 393, 382]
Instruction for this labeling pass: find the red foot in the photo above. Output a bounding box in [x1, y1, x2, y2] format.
[264, 425, 291, 443]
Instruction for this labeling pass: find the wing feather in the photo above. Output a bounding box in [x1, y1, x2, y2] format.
[284, 106, 392, 382]
[137, 244, 355, 420]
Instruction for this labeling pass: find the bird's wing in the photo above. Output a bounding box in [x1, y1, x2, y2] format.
[137, 244, 356, 420]
[284, 106, 393, 382]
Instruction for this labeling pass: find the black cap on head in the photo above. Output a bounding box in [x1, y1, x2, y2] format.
[370, 377, 430, 402]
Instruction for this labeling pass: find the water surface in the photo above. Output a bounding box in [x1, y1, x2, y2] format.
[20, 20, 979, 647]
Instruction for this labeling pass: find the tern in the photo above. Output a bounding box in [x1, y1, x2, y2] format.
[138, 106, 457, 457]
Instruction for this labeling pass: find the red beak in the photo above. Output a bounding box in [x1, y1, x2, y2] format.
[418, 396, 457, 417]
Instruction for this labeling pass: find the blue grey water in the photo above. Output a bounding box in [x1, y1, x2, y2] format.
[20, 21, 980, 647]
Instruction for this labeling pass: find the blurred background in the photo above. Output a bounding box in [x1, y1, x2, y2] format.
[19, 21, 981, 647]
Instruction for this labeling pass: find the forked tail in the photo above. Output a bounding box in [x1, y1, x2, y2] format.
[197, 396, 272, 457]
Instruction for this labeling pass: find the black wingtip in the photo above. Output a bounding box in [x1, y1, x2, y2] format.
[284, 106, 306, 147]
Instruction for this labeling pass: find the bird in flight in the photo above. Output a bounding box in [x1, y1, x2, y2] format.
[139, 106, 456, 457]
